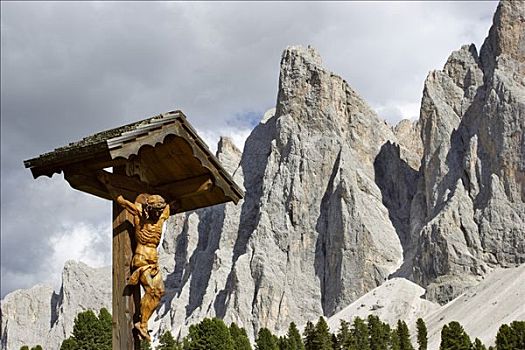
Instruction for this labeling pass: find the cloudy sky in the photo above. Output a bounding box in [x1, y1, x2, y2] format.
[0, 1, 499, 297]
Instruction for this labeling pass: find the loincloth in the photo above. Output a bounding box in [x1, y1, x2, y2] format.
[129, 253, 159, 286]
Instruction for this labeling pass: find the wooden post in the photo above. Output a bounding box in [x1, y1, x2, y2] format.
[112, 167, 141, 350]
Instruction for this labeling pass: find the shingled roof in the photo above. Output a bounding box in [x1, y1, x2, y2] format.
[24, 110, 244, 214]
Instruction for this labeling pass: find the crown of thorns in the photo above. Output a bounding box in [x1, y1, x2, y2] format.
[145, 195, 167, 210]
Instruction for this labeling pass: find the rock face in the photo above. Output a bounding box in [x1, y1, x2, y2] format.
[406, 0, 525, 303]
[0, 261, 111, 350]
[158, 46, 407, 339]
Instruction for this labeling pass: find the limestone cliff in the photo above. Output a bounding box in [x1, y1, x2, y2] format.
[408, 0, 525, 303]
[158, 47, 405, 339]
[0, 261, 111, 350]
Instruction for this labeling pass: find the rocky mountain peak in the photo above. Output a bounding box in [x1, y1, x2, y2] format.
[480, 0, 525, 74]
[410, 0, 525, 304]
[281, 45, 323, 68]
[1, 261, 111, 350]
[443, 44, 483, 94]
[216, 136, 242, 176]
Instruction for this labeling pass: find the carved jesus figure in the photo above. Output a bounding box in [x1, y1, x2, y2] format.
[98, 173, 170, 341]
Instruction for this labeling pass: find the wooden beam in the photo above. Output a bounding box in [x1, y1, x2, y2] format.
[64, 172, 113, 201]
[112, 166, 141, 350]
[98, 170, 215, 200]
[97, 170, 154, 196]
[157, 174, 214, 199]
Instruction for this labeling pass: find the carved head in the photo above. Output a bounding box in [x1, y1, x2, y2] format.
[144, 194, 166, 219]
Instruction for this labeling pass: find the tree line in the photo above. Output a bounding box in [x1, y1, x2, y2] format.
[20, 309, 525, 350]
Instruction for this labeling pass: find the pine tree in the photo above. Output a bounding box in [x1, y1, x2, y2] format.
[140, 340, 153, 350]
[510, 321, 525, 349]
[60, 338, 78, 350]
[278, 335, 290, 350]
[416, 318, 427, 350]
[157, 330, 181, 350]
[20, 347, 30, 350]
[439, 321, 472, 350]
[331, 334, 338, 350]
[230, 323, 252, 350]
[304, 321, 316, 350]
[287, 322, 305, 350]
[185, 318, 234, 350]
[96, 308, 112, 347]
[396, 320, 414, 350]
[496, 324, 513, 350]
[60, 308, 112, 350]
[495, 322, 525, 350]
[390, 329, 401, 350]
[472, 338, 486, 350]
[368, 315, 390, 350]
[351, 317, 369, 350]
[312, 317, 333, 350]
[256, 328, 279, 350]
[31, 347, 43, 350]
[336, 319, 352, 349]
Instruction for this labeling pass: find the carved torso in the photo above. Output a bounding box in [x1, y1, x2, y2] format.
[134, 215, 164, 247]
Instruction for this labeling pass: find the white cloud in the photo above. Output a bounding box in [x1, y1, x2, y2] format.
[374, 101, 422, 124]
[47, 222, 111, 291]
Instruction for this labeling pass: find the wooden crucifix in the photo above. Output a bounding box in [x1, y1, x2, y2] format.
[24, 111, 244, 349]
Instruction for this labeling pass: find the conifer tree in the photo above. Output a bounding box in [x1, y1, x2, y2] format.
[96, 308, 112, 347]
[336, 319, 352, 349]
[496, 324, 513, 350]
[230, 323, 252, 350]
[351, 316, 369, 350]
[20, 347, 30, 350]
[287, 322, 305, 350]
[331, 334, 338, 350]
[313, 317, 333, 350]
[416, 318, 427, 350]
[439, 321, 471, 350]
[157, 330, 181, 350]
[510, 321, 525, 349]
[256, 328, 279, 350]
[278, 335, 292, 350]
[396, 320, 414, 350]
[304, 321, 316, 350]
[31, 347, 43, 350]
[60, 338, 78, 350]
[140, 340, 153, 350]
[495, 321, 525, 350]
[390, 329, 401, 350]
[472, 338, 486, 350]
[185, 318, 234, 350]
[60, 308, 112, 350]
[368, 315, 389, 350]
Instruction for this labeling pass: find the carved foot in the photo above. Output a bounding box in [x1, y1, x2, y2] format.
[135, 322, 151, 341]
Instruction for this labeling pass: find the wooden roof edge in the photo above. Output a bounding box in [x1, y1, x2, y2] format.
[23, 110, 245, 201]
[22, 111, 184, 177]
[175, 112, 245, 200]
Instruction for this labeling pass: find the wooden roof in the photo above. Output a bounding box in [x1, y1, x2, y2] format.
[24, 110, 244, 214]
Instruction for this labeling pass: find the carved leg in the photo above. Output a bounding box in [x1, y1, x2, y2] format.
[135, 270, 165, 341]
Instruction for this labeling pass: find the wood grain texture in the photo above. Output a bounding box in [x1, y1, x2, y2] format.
[112, 167, 141, 350]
